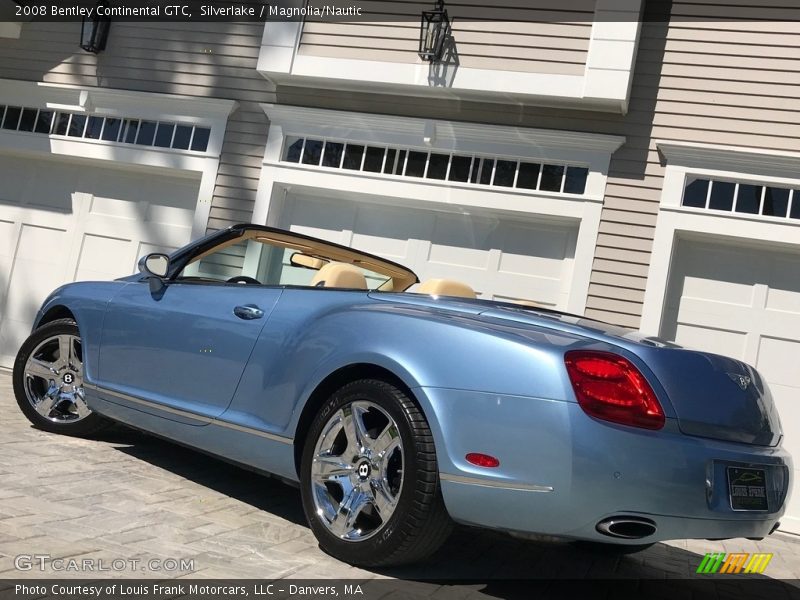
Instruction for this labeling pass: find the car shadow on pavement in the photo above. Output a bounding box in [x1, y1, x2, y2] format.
[96, 424, 308, 527]
[98, 426, 798, 599]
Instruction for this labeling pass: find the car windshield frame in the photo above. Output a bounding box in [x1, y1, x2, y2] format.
[166, 224, 419, 292]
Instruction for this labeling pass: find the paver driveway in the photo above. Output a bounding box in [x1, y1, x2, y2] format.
[1, 370, 800, 591]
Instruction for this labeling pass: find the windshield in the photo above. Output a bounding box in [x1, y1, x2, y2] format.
[176, 228, 416, 291]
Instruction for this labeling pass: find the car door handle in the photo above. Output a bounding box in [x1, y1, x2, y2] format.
[233, 304, 264, 320]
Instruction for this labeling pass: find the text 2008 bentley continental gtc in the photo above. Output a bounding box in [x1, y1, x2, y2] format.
[13, 224, 792, 566]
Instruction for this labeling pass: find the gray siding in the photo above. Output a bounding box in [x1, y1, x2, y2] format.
[299, 0, 594, 75]
[0, 20, 273, 233]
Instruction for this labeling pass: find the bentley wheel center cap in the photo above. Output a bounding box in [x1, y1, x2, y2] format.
[357, 461, 371, 480]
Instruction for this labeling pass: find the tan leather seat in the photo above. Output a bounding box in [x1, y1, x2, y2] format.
[417, 278, 477, 299]
[310, 262, 368, 290]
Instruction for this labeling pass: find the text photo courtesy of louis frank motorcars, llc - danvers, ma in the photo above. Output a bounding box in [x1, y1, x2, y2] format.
[0, 1, 799, 599]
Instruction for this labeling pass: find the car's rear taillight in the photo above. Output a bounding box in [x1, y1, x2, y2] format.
[564, 350, 665, 430]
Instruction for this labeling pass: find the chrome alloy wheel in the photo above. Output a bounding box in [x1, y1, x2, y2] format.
[310, 401, 404, 542]
[23, 334, 90, 423]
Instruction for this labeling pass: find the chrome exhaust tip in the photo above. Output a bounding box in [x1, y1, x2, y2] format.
[596, 516, 657, 539]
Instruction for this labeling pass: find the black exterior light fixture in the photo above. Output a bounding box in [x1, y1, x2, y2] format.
[80, 1, 111, 53]
[418, 0, 450, 62]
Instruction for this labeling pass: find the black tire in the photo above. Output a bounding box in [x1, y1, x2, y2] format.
[13, 318, 110, 437]
[300, 378, 453, 567]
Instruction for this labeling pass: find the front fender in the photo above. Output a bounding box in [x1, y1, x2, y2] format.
[30, 281, 129, 382]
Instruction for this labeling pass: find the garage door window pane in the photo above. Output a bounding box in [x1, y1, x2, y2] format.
[384, 149, 397, 174]
[302, 139, 323, 165]
[448, 155, 471, 182]
[791, 193, 800, 220]
[121, 120, 139, 144]
[395, 150, 407, 174]
[136, 120, 156, 146]
[479, 159, 494, 185]
[322, 141, 344, 168]
[343, 144, 365, 170]
[493, 160, 516, 187]
[763, 187, 790, 218]
[735, 184, 762, 214]
[172, 125, 192, 150]
[18, 108, 37, 132]
[564, 166, 589, 194]
[709, 181, 735, 211]
[516, 162, 540, 189]
[540, 164, 564, 192]
[68, 114, 87, 137]
[364, 147, 385, 172]
[190, 127, 210, 152]
[34, 110, 53, 134]
[154, 123, 175, 148]
[284, 136, 303, 162]
[405, 151, 427, 178]
[426, 153, 449, 180]
[2, 106, 21, 129]
[85, 116, 104, 140]
[53, 113, 70, 136]
[683, 178, 709, 208]
[469, 157, 481, 183]
[102, 118, 121, 141]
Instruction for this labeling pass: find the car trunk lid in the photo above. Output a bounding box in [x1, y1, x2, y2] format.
[634, 346, 782, 446]
[474, 305, 782, 446]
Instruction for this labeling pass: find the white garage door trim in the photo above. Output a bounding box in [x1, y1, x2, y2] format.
[0, 78, 238, 239]
[642, 140, 800, 534]
[642, 140, 800, 336]
[255, 104, 625, 314]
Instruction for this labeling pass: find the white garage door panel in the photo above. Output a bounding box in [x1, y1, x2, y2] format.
[283, 193, 577, 308]
[0, 155, 200, 368]
[663, 238, 800, 532]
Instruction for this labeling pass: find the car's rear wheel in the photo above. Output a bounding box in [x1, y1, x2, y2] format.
[13, 318, 110, 436]
[300, 378, 452, 567]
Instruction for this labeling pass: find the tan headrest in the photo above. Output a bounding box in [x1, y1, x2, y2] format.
[417, 278, 477, 299]
[310, 262, 368, 290]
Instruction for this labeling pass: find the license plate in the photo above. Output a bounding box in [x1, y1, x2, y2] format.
[728, 467, 768, 511]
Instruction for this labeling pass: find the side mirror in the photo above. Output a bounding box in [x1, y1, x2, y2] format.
[139, 253, 170, 278]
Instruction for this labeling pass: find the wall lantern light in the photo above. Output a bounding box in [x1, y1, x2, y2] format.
[80, 1, 111, 53]
[418, 0, 450, 63]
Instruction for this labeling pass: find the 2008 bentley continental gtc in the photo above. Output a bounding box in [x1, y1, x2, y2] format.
[14, 224, 792, 566]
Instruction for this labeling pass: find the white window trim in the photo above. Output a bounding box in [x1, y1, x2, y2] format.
[640, 140, 800, 336]
[255, 104, 625, 314]
[258, 0, 642, 114]
[0, 79, 238, 239]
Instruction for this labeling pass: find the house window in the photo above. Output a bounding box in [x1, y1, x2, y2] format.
[0, 104, 211, 152]
[682, 176, 800, 220]
[281, 136, 590, 195]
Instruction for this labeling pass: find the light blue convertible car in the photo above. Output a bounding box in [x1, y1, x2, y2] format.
[13, 224, 792, 566]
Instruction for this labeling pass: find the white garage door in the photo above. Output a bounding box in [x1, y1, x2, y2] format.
[0, 154, 200, 368]
[662, 237, 800, 531]
[281, 193, 578, 308]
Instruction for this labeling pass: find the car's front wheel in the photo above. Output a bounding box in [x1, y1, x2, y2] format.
[300, 378, 452, 567]
[13, 318, 109, 436]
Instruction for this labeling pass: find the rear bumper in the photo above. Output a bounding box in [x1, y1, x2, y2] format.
[422, 387, 792, 543]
